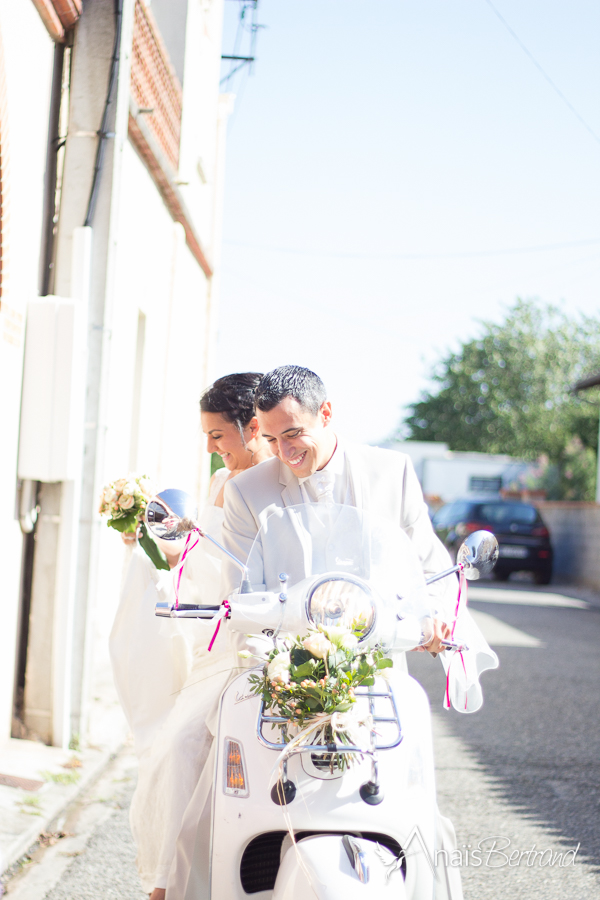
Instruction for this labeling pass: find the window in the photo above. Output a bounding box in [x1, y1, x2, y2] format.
[469, 475, 502, 493]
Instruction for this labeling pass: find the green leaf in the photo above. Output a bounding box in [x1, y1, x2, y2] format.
[292, 661, 315, 679]
[304, 697, 321, 710]
[138, 522, 170, 571]
[290, 648, 312, 667]
[107, 514, 138, 533]
[376, 657, 393, 669]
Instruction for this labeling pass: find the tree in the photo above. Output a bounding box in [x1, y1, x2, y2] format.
[399, 300, 600, 500]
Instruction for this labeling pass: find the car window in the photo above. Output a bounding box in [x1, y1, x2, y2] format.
[450, 502, 472, 520]
[475, 503, 538, 526]
[432, 501, 472, 527]
[432, 506, 450, 527]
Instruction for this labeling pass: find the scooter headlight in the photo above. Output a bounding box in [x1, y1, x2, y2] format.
[307, 575, 375, 639]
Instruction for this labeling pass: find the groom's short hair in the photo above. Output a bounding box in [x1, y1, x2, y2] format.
[255, 365, 327, 416]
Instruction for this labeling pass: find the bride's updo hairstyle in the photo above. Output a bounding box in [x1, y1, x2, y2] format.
[200, 372, 263, 438]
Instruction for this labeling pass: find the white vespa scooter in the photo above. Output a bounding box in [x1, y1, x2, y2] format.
[147, 492, 498, 900]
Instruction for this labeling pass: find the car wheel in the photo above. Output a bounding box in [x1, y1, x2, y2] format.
[534, 569, 552, 586]
[493, 571, 510, 582]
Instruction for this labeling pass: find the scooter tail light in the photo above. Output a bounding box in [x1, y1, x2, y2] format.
[224, 738, 249, 798]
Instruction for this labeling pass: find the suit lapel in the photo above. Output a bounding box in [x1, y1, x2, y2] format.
[279, 461, 303, 508]
[345, 443, 370, 511]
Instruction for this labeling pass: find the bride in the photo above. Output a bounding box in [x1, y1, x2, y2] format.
[110, 372, 272, 899]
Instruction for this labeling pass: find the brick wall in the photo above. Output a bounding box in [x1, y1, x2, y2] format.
[130, 0, 183, 174]
[537, 501, 600, 590]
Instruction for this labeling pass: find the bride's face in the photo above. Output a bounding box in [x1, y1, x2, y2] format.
[202, 411, 252, 471]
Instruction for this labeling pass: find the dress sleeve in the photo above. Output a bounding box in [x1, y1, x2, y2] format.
[208, 467, 230, 505]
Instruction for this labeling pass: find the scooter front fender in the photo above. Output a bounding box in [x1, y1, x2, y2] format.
[272, 835, 406, 900]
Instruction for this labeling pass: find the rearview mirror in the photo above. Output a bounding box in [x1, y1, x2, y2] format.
[145, 489, 198, 541]
[456, 530, 499, 580]
[146, 488, 254, 595]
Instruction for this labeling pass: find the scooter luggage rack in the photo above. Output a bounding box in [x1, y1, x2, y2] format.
[256, 681, 403, 753]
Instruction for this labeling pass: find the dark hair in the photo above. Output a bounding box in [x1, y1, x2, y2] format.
[255, 365, 327, 416]
[200, 372, 263, 431]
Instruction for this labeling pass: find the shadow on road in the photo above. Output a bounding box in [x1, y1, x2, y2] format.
[409, 595, 600, 873]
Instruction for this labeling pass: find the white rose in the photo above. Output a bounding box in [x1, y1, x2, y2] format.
[322, 625, 348, 646]
[138, 478, 153, 498]
[303, 632, 333, 660]
[119, 494, 135, 510]
[267, 651, 291, 684]
[339, 633, 358, 651]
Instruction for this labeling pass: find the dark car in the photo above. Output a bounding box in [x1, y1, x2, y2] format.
[431, 498, 553, 585]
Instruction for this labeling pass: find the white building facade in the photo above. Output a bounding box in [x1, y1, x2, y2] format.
[381, 440, 530, 506]
[0, 0, 230, 750]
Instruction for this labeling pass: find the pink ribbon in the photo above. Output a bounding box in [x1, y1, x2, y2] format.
[445, 566, 468, 711]
[174, 530, 200, 610]
[208, 599, 230, 651]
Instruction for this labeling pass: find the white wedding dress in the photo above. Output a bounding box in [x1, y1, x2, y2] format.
[110, 468, 237, 892]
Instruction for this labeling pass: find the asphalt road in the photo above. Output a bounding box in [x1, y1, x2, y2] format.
[409, 579, 600, 899]
[5, 581, 600, 899]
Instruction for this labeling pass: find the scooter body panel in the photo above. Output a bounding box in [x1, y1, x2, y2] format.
[272, 835, 405, 899]
[210, 666, 439, 899]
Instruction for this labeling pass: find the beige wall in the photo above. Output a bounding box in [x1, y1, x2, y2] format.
[0, 1, 55, 740]
[90, 140, 212, 701]
[538, 502, 600, 591]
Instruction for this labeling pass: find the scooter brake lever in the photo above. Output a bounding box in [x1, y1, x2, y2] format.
[440, 640, 469, 652]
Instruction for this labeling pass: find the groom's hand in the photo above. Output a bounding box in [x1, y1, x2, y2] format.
[420, 617, 452, 656]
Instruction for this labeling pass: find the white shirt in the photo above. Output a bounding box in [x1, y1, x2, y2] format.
[298, 439, 352, 504]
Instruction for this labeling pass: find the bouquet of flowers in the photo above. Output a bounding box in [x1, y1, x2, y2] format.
[98, 474, 169, 570]
[246, 623, 393, 770]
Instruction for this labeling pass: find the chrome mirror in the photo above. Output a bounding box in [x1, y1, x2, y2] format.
[456, 530, 499, 580]
[146, 488, 254, 597]
[145, 489, 198, 541]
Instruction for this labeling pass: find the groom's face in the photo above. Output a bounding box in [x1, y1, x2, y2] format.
[258, 397, 334, 479]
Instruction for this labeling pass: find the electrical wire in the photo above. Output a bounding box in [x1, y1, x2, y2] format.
[84, 0, 123, 226]
[223, 237, 600, 261]
[483, 0, 600, 147]
[221, 1, 262, 90]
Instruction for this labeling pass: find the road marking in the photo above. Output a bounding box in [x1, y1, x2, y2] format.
[469, 609, 543, 648]
[468, 586, 590, 609]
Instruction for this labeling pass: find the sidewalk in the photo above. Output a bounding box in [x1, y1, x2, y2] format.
[472, 574, 600, 610]
[0, 663, 128, 883]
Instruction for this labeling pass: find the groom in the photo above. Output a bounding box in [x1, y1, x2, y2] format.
[222, 365, 453, 652]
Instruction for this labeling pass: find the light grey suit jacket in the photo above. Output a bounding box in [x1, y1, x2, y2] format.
[221, 443, 455, 611]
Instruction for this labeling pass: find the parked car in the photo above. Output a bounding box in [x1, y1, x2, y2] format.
[431, 498, 553, 585]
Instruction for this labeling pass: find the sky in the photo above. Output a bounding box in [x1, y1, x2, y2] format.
[216, 0, 600, 444]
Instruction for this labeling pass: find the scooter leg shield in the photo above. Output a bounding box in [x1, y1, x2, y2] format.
[272, 835, 406, 900]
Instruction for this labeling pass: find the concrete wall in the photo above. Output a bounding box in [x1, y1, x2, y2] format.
[537, 502, 600, 591]
[0, 2, 55, 741]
